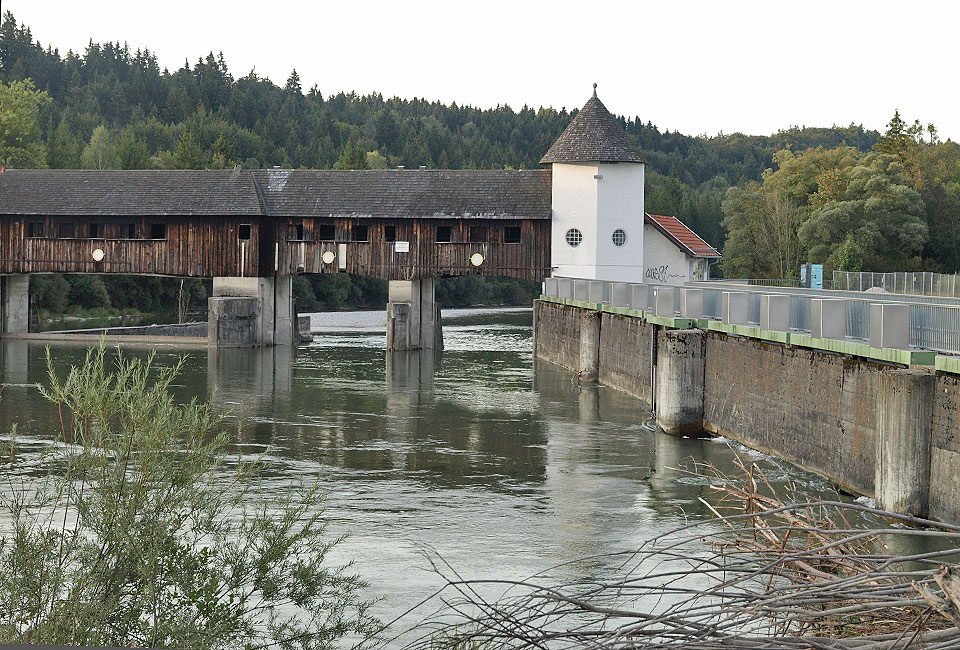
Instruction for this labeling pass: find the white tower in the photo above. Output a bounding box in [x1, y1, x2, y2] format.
[542, 85, 646, 281]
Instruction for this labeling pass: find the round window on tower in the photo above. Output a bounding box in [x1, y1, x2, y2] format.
[565, 228, 583, 247]
[612, 229, 627, 247]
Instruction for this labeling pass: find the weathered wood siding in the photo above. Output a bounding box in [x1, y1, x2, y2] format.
[0, 216, 262, 277]
[277, 218, 549, 280]
[0, 215, 550, 281]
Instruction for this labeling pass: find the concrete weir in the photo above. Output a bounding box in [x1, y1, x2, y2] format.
[533, 297, 960, 525]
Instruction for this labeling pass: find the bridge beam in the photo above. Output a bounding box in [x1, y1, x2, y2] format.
[386, 279, 443, 351]
[208, 275, 294, 347]
[1, 275, 30, 335]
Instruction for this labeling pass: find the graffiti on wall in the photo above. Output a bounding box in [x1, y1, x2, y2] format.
[644, 265, 684, 284]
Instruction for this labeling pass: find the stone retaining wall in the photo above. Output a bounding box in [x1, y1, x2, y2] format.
[598, 312, 653, 401]
[533, 300, 582, 371]
[702, 332, 879, 496]
[931, 374, 960, 523]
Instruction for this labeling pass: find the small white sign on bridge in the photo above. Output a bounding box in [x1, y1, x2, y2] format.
[394, 241, 410, 253]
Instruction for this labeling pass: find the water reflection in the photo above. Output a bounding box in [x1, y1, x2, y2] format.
[0, 310, 876, 643]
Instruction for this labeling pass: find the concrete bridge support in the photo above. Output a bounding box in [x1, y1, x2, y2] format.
[208, 275, 293, 347]
[0, 275, 30, 334]
[876, 369, 934, 517]
[386, 279, 443, 351]
[655, 328, 706, 437]
[577, 310, 601, 381]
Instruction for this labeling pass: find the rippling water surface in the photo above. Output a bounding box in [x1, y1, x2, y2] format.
[0, 308, 854, 642]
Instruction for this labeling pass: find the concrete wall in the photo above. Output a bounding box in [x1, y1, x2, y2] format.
[533, 300, 583, 371]
[210, 275, 293, 347]
[1, 275, 30, 334]
[534, 298, 960, 523]
[701, 332, 880, 496]
[931, 373, 960, 523]
[597, 311, 653, 400]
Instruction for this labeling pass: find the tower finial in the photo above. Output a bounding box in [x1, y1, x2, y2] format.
[592, 82, 597, 98]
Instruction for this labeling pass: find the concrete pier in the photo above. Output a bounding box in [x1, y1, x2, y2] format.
[386, 279, 443, 351]
[655, 329, 706, 436]
[208, 275, 294, 347]
[1, 275, 30, 334]
[876, 369, 934, 517]
[577, 310, 601, 381]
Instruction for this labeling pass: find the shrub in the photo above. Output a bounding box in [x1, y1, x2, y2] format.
[0, 344, 377, 649]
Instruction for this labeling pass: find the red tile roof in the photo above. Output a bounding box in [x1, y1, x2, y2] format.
[645, 213, 721, 258]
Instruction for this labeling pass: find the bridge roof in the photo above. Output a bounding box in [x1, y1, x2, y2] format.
[0, 168, 552, 220]
[250, 169, 552, 219]
[0, 169, 261, 216]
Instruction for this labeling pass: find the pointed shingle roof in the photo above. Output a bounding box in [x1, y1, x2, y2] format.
[540, 86, 646, 164]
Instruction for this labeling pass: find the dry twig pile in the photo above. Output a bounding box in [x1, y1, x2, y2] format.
[406, 456, 960, 649]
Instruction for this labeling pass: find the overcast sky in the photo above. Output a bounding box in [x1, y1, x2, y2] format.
[6, 0, 959, 142]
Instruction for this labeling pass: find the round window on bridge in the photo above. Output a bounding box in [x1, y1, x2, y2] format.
[565, 228, 583, 247]
[612, 229, 627, 247]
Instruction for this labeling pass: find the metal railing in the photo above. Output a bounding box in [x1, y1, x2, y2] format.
[833, 271, 960, 297]
[543, 276, 960, 355]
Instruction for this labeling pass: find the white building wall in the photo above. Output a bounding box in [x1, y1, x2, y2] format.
[594, 162, 645, 281]
[550, 162, 599, 278]
[642, 224, 708, 285]
[550, 161, 645, 281]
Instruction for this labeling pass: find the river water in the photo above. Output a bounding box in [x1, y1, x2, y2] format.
[0, 308, 858, 642]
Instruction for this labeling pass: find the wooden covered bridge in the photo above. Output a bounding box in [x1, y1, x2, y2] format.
[0, 167, 552, 348]
[0, 88, 672, 349]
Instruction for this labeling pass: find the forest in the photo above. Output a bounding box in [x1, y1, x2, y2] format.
[1, 10, 957, 317]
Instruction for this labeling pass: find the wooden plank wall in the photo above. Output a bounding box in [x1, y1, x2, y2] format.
[0, 216, 551, 281]
[277, 218, 551, 281]
[0, 216, 260, 277]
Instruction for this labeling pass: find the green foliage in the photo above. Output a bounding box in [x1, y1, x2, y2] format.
[173, 129, 203, 169]
[30, 273, 71, 312]
[436, 276, 539, 307]
[117, 125, 149, 169]
[334, 139, 369, 170]
[0, 344, 378, 648]
[0, 77, 50, 167]
[799, 153, 926, 270]
[65, 274, 111, 309]
[80, 125, 119, 169]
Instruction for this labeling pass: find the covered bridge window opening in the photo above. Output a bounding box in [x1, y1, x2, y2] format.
[315, 224, 336, 241]
[352, 225, 368, 242]
[384, 225, 397, 242]
[504, 226, 522, 244]
[435, 226, 452, 243]
[288, 223, 310, 241]
[88, 223, 105, 239]
[469, 226, 487, 243]
[238, 224, 252, 240]
[120, 223, 137, 239]
[26, 222, 44, 238]
[150, 223, 167, 240]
